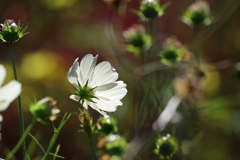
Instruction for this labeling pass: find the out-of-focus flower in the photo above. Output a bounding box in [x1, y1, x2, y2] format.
[97, 134, 128, 158]
[153, 134, 178, 159]
[0, 65, 21, 122]
[29, 97, 60, 123]
[182, 0, 212, 27]
[97, 115, 118, 136]
[152, 95, 182, 132]
[123, 24, 152, 55]
[134, 0, 169, 21]
[174, 66, 205, 100]
[78, 109, 94, 135]
[68, 54, 127, 115]
[0, 19, 28, 43]
[159, 37, 192, 66]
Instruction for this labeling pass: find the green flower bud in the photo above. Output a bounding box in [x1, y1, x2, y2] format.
[182, 0, 213, 27]
[123, 24, 152, 54]
[159, 37, 192, 66]
[78, 109, 94, 135]
[153, 134, 178, 159]
[134, 0, 169, 21]
[29, 97, 60, 122]
[0, 19, 28, 43]
[97, 134, 128, 157]
[97, 115, 118, 136]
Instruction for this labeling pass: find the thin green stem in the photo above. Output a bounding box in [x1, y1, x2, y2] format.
[135, 83, 151, 137]
[41, 99, 81, 160]
[10, 43, 27, 158]
[6, 118, 37, 160]
[193, 26, 201, 66]
[87, 134, 97, 160]
[135, 20, 154, 137]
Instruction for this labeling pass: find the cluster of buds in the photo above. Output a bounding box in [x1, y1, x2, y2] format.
[182, 0, 212, 27]
[96, 115, 118, 136]
[29, 97, 60, 123]
[123, 24, 152, 55]
[78, 109, 94, 135]
[159, 37, 192, 66]
[0, 19, 28, 43]
[153, 134, 178, 159]
[97, 134, 128, 159]
[135, 0, 169, 21]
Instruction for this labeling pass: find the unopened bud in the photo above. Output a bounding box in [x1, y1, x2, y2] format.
[30, 97, 60, 122]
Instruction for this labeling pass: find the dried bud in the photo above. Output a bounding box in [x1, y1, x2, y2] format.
[123, 24, 152, 54]
[29, 97, 60, 122]
[153, 134, 178, 159]
[0, 20, 28, 43]
[78, 109, 94, 135]
[174, 66, 205, 100]
[182, 0, 212, 27]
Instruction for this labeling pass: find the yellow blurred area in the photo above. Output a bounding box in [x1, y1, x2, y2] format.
[20, 50, 62, 80]
[41, 0, 77, 10]
[202, 64, 221, 97]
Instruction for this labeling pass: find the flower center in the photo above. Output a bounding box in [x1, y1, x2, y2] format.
[74, 80, 98, 104]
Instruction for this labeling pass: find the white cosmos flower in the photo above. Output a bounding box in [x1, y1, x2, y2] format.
[68, 54, 127, 115]
[0, 65, 21, 122]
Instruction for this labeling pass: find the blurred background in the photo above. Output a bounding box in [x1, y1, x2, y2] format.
[1, 0, 240, 159]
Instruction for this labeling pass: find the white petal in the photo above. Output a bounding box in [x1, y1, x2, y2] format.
[152, 95, 181, 132]
[88, 102, 107, 116]
[90, 61, 118, 87]
[0, 114, 2, 122]
[0, 80, 21, 111]
[0, 65, 6, 86]
[79, 54, 98, 85]
[96, 83, 118, 91]
[95, 99, 121, 112]
[67, 58, 83, 85]
[95, 81, 127, 101]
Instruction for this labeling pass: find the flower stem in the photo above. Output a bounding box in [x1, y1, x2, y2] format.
[5, 118, 37, 160]
[135, 20, 154, 137]
[10, 43, 27, 158]
[193, 26, 201, 66]
[41, 99, 81, 160]
[87, 134, 97, 160]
